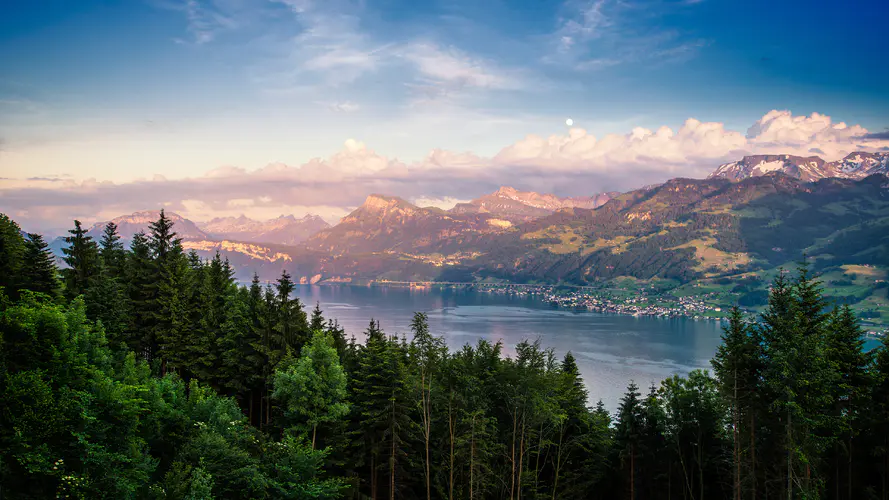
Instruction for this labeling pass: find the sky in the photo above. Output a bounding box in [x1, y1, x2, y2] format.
[1, 0, 888, 234]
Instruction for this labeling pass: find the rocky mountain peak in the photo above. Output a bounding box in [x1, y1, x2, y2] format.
[709, 151, 889, 183]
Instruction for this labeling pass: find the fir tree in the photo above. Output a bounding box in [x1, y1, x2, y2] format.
[99, 222, 126, 280]
[310, 302, 326, 331]
[614, 381, 643, 500]
[712, 306, 761, 500]
[0, 213, 25, 298]
[275, 270, 309, 352]
[126, 231, 155, 359]
[409, 312, 446, 500]
[21, 233, 59, 296]
[61, 219, 99, 301]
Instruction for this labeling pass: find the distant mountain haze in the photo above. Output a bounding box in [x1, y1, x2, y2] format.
[198, 214, 331, 246]
[40, 154, 889, 299]
[450, 186, 618, 222]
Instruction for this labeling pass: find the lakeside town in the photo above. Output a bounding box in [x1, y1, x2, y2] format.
[367, 280, 889, 338]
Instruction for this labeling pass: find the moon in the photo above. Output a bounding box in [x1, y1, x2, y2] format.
[565, 118, 574, 126]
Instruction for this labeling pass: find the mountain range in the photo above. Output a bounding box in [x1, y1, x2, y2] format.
[709, 151, 889, 182]
[41, 151, 889, 320]
[198, 214, 330, 246]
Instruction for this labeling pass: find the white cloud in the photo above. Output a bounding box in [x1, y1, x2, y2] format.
[328, 101, 360, 112]
[3, 110, 888, 233]
[400, 42, 523, 91]
[546, 0, 707, 70]
[493, 110, 888, 175]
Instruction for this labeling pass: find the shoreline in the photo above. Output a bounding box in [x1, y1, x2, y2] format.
[251, 280, 887, 337]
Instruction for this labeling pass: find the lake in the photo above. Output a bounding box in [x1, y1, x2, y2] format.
[288, 285, 884, 411]
[289, 285, 727, 410]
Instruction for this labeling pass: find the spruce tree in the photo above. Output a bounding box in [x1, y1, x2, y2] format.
[825, 304, 872, 498]
[126, 231, 155, 359]
[712, 306, 761, 500]
[409, 312, 446, 500]
[191, 252, 229, 382]
[275, 270, 309, 352]
[614, 381, 643, 500]
[88, 223, 129, 342]
[99, 222, 126, 280]
[0, 213, 25, 298]
[21, 233, 59, 296]
[219, 287, 264, 403]
[869, 332, 889, 498]
[61, 219, 99, 301]
[551, 352, 592, 500]
[310, 302, 326, 332]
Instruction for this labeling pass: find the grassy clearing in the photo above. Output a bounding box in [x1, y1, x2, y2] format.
[666, 237, 752, 274]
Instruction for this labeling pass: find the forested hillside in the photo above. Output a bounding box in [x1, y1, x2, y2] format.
[2, 210, 889, 499]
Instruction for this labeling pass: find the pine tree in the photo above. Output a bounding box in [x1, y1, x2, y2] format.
[190, 252, 230, 383]
[275, 271, 309, 352]
[0, 213, 25, 298]
[148, 209, 178, 262]
[155, 245, 192, 377]
[61, 219, 99, 301]
[148, 210, 189, 371]
[825, 304, 873, 499]
[712, 306, 761, 500]
[125, 231, 155, 359]
[88, 223, 129, 343]
[21, 233, 59, 296]
[614, 381, 643, 500]
[218, 287, 265, 406]
[348, 320, 412, 500]
[310, 302, 326, 332]
[869, 332, 889, 499]
[409, 312, 446, 500]
[99, 222, 126, 280]
[550, 352, 592, 500]
[639, 383, 668, 500]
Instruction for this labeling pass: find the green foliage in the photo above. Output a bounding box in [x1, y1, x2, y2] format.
[273, 330, 350, 448]
[21, 232, 59, 297]
[61, 219, 100, 301]
[4, 210, 889, 499]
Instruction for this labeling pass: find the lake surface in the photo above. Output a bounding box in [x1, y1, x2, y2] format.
[290, 285, 727, 410]
[289, 285, 884, 411]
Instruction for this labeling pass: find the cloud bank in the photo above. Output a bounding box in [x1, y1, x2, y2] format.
[2, 110, 888, 235]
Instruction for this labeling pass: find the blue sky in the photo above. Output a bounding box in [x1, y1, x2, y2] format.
[1, 0, 888, 231]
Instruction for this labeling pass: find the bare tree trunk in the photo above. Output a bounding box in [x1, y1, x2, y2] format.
[371, 455, 377, 500]
[751, 414, 756, 500]
[734, 370, 740, 500]
[787, 409, 793, 500]
[552, 424, 564, 500]
[449, 395, 455, 500]
[470, 414, 476, 500]
[420, 371, 432, 500]
[390, 393, 396, 500]
[631, 443, 635, 500]
[312, 424, 317, 450]
[698, 432, 705, 500]
[518, 415, 526, 500]
[534, 421, 544, 495]
[510, 407, 517, 500]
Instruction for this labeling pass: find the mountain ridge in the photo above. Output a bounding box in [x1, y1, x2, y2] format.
[709, 151, 889, 182]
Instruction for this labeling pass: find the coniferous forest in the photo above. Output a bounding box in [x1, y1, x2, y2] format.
[2, 210, 889, 500]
